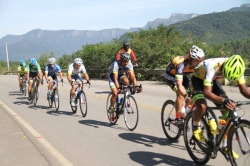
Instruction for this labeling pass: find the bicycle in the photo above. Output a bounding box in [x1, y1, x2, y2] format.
[48, 81, 63, 111]
[29, 78, 40, 106]
[160, 74, 216, 142]
[183, 101, 250, 166]
[106, 84, 142, 131]
[70, 81, 90, 117]
[21, 76, 27, 96]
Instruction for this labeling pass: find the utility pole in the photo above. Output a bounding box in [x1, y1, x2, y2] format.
[6, 42, 9, 71]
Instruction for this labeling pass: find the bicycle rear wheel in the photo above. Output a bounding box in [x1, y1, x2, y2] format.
[183, 111, 211, 165]
[228, 119, 250, 166]
[79, 91, 87, 117]
[70, 92, 77, 113]
[33, 86, 38, 106]
[54, 89, 59, 111]
[123, 95, 139, 131]
[106, 93, 118, 125]
[161, 100, 182, 142]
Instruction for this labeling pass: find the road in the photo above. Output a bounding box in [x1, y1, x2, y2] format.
[0, 75, 249, 166]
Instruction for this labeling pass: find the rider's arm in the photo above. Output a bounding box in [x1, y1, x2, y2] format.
[238, 78, 250, 99]
[203, 85, 224, 104]
[116, 50, 122, 61]
[130, 50, 137, 63]
[113, 73, 120, 89]
[39, 70, 43, 80]
[59, 72, 63, 80]
[44, 65, 48, 81]
[83, 73, 90, 83]
[26, 72, 30, 81]
[67, 74, 72, 82]
[176, 79, 187, 96]
[129, 70, 137, 85]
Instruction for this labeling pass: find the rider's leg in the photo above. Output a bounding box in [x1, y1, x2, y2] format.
[70, 81, 77, 106]
[192, 92, 207, 142]
[19, 78, 23, 91]
[175, 90, 184, 119]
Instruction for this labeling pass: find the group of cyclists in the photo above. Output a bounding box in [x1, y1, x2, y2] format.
[17, 41, 250, 162]
[166, 45, 250, 159]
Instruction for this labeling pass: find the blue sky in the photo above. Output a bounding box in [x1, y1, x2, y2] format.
[0, 0, 249, 39]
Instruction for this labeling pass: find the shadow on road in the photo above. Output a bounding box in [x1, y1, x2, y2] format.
[9, 91, 23, 96]
[13, 101, 30, 105]
[28, 105, 49, 110]
[95, 91, 111, 94]
[79, 119, 129, 131]
[119, 133, 185, 150]
[129, 151, 194, 166]
[46, 110, 76, 116]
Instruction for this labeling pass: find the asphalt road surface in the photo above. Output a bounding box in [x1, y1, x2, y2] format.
[0, 75, 249, 166]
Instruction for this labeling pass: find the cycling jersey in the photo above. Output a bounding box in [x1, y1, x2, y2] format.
[116, 48, 137, 62]
[165, 56, 193, 91]
[68, 63, 86, 75]
[18, 66, 28, 76]
[45, 64, 61, 77]
[108, 60, 133, 88]
[28, 63, 41, 73]
[193, 58, 245, 86]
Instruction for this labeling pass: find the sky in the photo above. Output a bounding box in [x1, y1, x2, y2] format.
[0, 0, 249, 39]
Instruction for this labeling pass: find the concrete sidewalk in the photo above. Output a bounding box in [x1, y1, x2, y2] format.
[0, 106, 49, 166]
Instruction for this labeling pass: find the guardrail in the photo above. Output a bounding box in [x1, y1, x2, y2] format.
[3, 68, 250, 77]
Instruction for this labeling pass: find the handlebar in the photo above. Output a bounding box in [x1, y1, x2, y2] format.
[120, 84, 142, 92]
[218, 101, 250, 119]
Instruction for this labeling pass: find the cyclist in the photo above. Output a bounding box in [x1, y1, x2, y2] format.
[116, 41, 138, 67]
[27, 58, 43, 100]
[108, 52, 141, 121]
[44, 57, 63, 99]
[191, 55, 250, 159]
[165, 45, 205, 123]
[67, 58, 90, 107]
[17, 60, 28, 91]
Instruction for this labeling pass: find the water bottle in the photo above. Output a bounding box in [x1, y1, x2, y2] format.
[75, 91, 78, 98]
[181, 106, 191, 118]
[116, 96, 121, 105]
[208, 117, 217, 135]
[52, 84, 56, 90]
[217, 119, 226, 135]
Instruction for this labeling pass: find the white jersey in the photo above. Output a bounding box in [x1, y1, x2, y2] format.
[107, 60, 133, 76]
[68, 63, 87, 76]
[194, 58, 228, 81]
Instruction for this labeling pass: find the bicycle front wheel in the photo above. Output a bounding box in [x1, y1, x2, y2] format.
[70, 92, 77, 113]
[54, 89, 59, 111]
[123, 95, 139, 131]
[23, 84, 27, 96]
[161, 100, 182, 142]
[183, 111, 211, 165]
[106, 93, 118, 125]
[33, 86, 39, 106]
[79, 91, 87, 117]
[228, 119, 250, 166]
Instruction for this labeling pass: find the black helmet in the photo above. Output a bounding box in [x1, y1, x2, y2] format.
[123, 41, 130, 48]
[120, 52, 130, 61]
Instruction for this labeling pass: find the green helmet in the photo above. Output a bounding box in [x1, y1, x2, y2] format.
[222, 55, 245, 80]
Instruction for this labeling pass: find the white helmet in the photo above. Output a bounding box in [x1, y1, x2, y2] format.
[48, 57, 56, 64]
[74, 58, 83, 65]
[189, 45, 205, 60]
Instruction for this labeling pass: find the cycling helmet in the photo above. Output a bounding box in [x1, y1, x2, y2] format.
[48, 57, 56, 64]
[222, 55, 245, 80]
[123, 41, 130, 48]
[74, 58, 83, 65]
[120, 52, 130, 61]
[20, 60, 26, 67]
[189, 45, 205, 60]
[30, 58, 37, 65]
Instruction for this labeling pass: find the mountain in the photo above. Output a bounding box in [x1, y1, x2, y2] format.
[171, 10, 250, 43]
[143, 13, 200, 29]
[0, 3, 249, 61]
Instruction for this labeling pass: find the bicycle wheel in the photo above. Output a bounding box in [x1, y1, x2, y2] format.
[54, 89, 59, 111]
[183, 111, 211, 165]
[106, 93, 118, 125]
[123, 95, 139, 131]
[33, 86, 38, 106]
[70, 92, 77, 113]
[161, 100, 182, 142]
[228, 119, 250, 166]
[79, 91, 87, 117]
[23, 84, 27, 96]
[48, 91, 53, 108]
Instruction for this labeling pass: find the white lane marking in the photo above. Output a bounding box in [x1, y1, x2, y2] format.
[0, 100, 73, 166]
